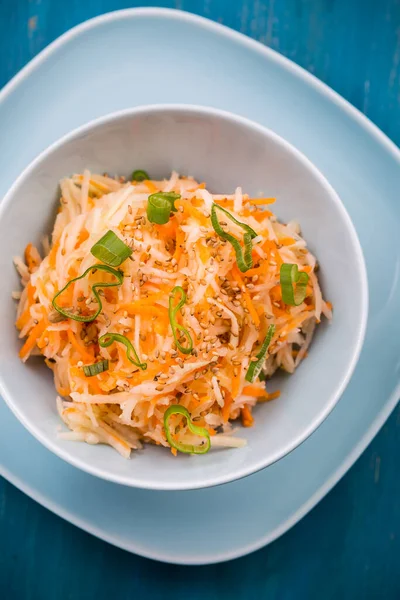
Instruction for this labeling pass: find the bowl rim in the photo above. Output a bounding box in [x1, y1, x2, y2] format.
[0, 103, 369, 490]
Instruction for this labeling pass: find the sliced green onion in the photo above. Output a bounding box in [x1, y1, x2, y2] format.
[164, 405, 211, 454]
[245, 325, 275, 383]
[83, 360, 109, 377]
[90, 230, 132, 267]
[280, 263, 309, 306]
[168, 286, 193, 354]
[210, 203, 258, 272]
[98, 332, 147, 370]
[52, 265, 123, 323]
[147, 192, 181, 225]
[131, 169, 149, 182]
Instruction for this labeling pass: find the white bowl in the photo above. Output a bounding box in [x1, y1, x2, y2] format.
[0, 105, 368, 490]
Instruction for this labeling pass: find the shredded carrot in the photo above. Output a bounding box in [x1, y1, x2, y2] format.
[16, 284, 36, 330]
[241, 405, 254, 427]
[246, 198, 276, 205]
[144, 180, 158, 193]
[89, 377, 104, 395]
[243, 261, 269, 278]
[222, 392, 233, 421]
[75, 229, 89, 248]
[270, 285, 282, 303]
[119, 304, 168, 319]
[242, 385, 266, 397]
[188, 182, 206, 192]
[279, 236, 296, 246]
[76, 175, 110, 194]
[57, 386, 71, 397]
[231, 372, 241, 400]
[176, 199, 208, 226]
[154, 219, 177, 240]
[231, 266, 260, 328]
[24, 243, 40, 273]
[197, 239, 210, 264]
[257, 390, 281, 402]
[16, 309, 31, 331]
[242, 209, 273, 221]
[48, 240, 60, 269]
[19, 318, 47, 360]
[27, 283, 36, 305]
[301, 265, 313, 274]
[67, 329, 94, 362]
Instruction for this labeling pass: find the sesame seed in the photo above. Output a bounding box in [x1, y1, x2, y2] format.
[77, 361, 83, 367]
[155, 385, 165, 391]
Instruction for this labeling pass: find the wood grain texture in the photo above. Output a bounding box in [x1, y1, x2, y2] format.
[0, 1, 400, 598]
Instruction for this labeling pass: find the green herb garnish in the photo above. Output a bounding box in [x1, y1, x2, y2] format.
[98, 332, 147, 370]
[280, 263, 309, 306]
[168, 286, 193, 354]
[210, 203, 258, 272]
[164, 405, 211, 454]
[52, 265, 123, 323]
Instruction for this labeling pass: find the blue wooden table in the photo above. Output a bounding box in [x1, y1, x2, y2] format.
[1, 1, 399, 598]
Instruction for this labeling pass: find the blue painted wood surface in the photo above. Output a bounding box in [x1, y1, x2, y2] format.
[0, 1, 399, 598]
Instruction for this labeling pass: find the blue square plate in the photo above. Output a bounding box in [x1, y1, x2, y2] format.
[1, 8, 399, 565]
